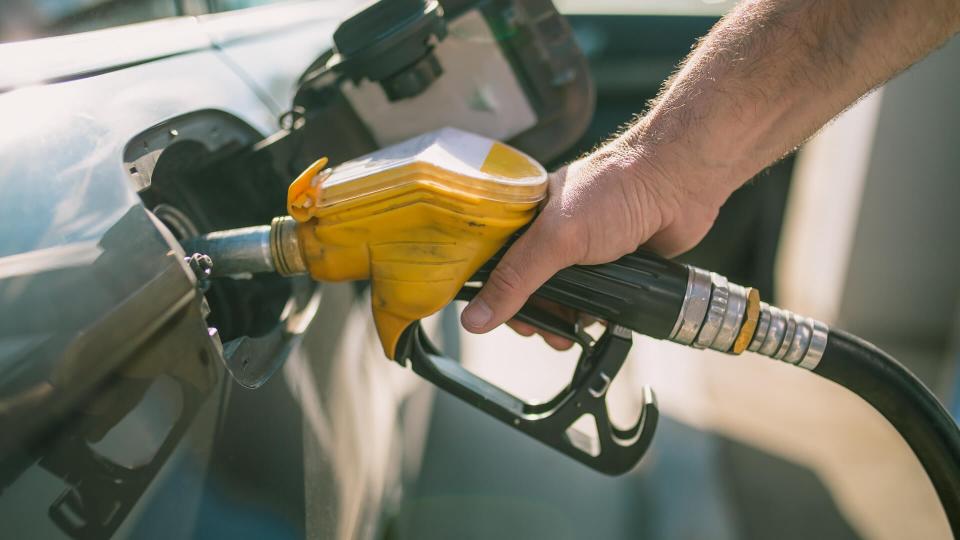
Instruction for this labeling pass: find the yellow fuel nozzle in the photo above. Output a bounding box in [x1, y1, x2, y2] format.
[283, 128, 547, 359]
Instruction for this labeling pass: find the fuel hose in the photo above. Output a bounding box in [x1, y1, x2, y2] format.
[815, 330, 960, 534]
[475, 247, 960, 534]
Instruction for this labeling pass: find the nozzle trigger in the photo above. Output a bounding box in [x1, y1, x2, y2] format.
[394, 294, 658, 475]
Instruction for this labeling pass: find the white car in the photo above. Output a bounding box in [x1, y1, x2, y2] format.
[0, 1, 591, 538]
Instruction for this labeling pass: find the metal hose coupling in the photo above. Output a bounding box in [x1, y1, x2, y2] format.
[668, 267, 829, 370]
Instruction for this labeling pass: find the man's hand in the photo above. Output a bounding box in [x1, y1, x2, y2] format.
[460, 140, 722, 344]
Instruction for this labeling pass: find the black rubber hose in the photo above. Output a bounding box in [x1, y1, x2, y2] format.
[814, 329, 960, 536]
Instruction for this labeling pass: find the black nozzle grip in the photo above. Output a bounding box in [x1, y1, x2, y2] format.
[475, 248, 690, 340]
[392, 243, 682, 476]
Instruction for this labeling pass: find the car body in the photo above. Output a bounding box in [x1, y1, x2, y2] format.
[0, 2, 434, 538]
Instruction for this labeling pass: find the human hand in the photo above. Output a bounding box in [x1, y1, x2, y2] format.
[460, 141, 725, 348]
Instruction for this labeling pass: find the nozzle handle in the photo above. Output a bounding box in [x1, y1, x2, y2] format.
[474, 247, 690, 340]
[391, 247, 683, 476]
[396, 315, 659, 475]
[394, 242, 689, 475]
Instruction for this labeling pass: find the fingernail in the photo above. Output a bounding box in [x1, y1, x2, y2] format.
[462, 299, 492, 330]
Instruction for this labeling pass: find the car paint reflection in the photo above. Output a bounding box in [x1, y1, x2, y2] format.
[0, 206, 219, 538]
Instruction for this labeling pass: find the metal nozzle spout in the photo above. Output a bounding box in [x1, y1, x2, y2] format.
[180, 216, 306, 278]
[270, 216, 307, 276]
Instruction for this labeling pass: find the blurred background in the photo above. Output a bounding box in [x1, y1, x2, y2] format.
[395, 1, 960, 539]
[1, 1, 957, 539]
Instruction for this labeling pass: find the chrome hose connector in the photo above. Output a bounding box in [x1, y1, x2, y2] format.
[671, 268, 751, 353]
[669, 265, 829, 370]
[747, 302, 828, 370]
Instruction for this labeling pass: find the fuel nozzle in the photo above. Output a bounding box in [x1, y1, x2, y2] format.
[181, 128, 547, 361]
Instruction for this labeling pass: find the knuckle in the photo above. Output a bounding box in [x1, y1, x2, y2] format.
[542, 333, 574, 351]
[507, 320, 535, 337]
[539, 215, 586, 263]
[553, 213, 580, 238]
[488, 260, 527, 298]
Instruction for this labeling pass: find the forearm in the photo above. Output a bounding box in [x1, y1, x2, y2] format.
[462, 0, 959, 333]
[610, 0, 960, 210]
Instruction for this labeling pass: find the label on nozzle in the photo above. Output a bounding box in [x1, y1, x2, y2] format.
[326, 128, 500, 187]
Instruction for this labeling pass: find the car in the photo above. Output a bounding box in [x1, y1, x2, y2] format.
[0, 2, 437, 538]
[0, 1, 592, 538]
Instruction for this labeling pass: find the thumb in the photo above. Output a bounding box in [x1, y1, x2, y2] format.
[461, 220, 573, 334]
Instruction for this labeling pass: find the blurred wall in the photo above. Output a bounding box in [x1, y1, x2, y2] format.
[778, 36, 960, 391]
